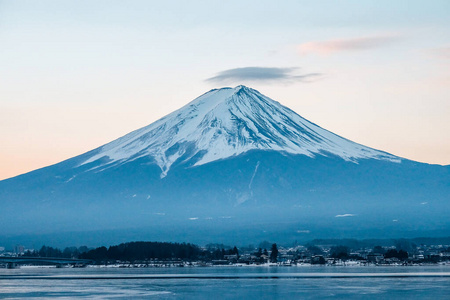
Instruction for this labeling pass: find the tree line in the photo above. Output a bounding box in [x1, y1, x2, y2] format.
[80, 241, 203, 261]
[20, 241, 243, 262]
[22, 245, 89, 259]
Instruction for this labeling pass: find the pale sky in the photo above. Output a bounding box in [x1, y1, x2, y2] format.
[1, 0, 449, 180]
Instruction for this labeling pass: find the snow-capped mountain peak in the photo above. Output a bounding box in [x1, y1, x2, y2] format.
[80, 85, 400, 177]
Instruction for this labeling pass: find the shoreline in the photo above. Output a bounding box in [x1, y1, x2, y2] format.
[3, 261, 448, 269]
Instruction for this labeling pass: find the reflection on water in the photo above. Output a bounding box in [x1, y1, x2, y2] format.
[1, 266, 449, 299]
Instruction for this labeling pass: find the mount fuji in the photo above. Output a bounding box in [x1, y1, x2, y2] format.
[1, 86, 449, 247]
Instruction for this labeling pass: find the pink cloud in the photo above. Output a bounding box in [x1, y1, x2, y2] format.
[428, 47, 450, 60]
[298, 35, 399, 56]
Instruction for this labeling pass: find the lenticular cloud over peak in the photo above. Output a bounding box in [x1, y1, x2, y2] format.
[206, 68, 322, 84]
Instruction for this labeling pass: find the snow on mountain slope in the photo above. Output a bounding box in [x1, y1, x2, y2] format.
[81, 85, 400, 177]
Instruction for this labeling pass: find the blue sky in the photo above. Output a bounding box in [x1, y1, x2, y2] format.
[1, 0, 449, 179]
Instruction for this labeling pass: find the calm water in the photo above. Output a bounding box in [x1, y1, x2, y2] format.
[1, 265, 449, 299]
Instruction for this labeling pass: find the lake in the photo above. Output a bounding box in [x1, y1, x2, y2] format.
[1, 265, 449, 299]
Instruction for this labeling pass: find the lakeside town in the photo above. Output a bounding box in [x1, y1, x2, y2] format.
[1, 240, 450, 268]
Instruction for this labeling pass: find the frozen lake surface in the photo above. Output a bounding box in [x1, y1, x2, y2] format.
[1, 265, 449, 299]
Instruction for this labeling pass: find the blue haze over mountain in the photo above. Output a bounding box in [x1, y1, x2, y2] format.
[1, 86, 448, 247]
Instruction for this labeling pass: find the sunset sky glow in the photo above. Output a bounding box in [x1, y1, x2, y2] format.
[1, 0, 449, 180]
